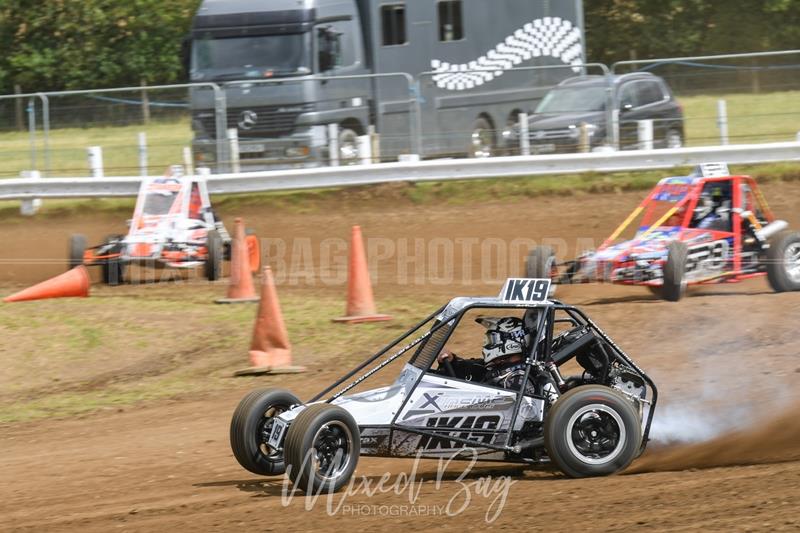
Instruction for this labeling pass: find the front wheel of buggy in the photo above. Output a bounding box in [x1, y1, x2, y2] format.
[230, 388, 301, 476]
[284, 404, 360, 493]
[766, 231, 800, 292]
[526, 246, 556, 280]
[660, 241, 688, 301]
[205, 229, 223, 281]
[101, 234, 126, 286]
[544, 385, 641, 478]
[68, 234, 87, 270]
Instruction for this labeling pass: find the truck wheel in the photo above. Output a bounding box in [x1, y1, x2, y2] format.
[660, 241, 688, 301]
[101, 234, 126, 286]
[230, 388, 301, 476]
[526, 246, 557, 280]
[205, 229, 223, 281]
[469, 117, 494, 158]
[544, 385, 641, 478]
[665, 129, 683, 149]
[284, 404, 360, 493]
[245, 228, 261, 273]
[68, 234, 87, 270]
[766, 230, 800, 292]
[338, 128, 360, 165]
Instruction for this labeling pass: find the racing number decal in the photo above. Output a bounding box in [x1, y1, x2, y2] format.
[418, 415, 501, 450]
[687, 239, 730, 274]
[500, 278, 551, 303]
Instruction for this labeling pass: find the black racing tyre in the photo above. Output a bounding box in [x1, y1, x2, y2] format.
[526, 245, 557, 280]
[205, 229, 223, 281]
[338, 127, 360, 165]
[766, 230, 800, 293]
[665, 128, 683, 149]
[68, 234, 87, 270]
[468, 117, 494, 158]
[544, 385, 642, 478]
[230, 388, 301, 476]
[660, 241, 688, 302]
[101, 234, 126, 286]
[284, 403, 360, 493]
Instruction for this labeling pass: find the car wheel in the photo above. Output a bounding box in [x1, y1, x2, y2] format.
[205, 229, 223, 281]
[526, 246, 557, 280]
[230, 388, 301, 476]
[469, 117, 494, 158]
[544, 385, 641, 478]
[766, 230, 800, 292]
[101, 234, 126, 286]
[338, 128, 360, 165]
[665, 129, 683, 149]
[660, 241, 688, 301]
[69, 234, 87, 270]
[284, 404, 360, 493]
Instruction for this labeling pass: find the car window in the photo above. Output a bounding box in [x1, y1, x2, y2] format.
[619, 83, 638, 109]
[638, 81, 665, 106]
[536, 85, 607, 113]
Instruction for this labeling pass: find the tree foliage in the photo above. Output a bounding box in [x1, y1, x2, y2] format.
[585, 0, 800, 64]
[0, 0, 201, 93]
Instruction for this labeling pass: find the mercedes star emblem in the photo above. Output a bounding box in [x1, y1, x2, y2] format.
[238, 110, 258, 130]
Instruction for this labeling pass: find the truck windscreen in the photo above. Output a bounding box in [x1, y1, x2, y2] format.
[191, 33, 310, 79]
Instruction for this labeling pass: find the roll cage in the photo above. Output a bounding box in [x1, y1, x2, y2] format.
[308, 296, 658, 458]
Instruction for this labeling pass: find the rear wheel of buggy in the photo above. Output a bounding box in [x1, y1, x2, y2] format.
[284, 404, 360, 493]
[68, 234, 87, 270]
[766, 230, 800, 292]
[230, 388, 301, 476]
[526, 246, 557, 280]
[205, 229, 223, 281]
[544, 385, 641, 478]
[660, 241, 688, 301]
[101, 234, 126, 286]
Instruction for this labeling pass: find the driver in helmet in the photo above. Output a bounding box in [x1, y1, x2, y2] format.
[436, 316, 536, 395]
[693, 187, 731, 231]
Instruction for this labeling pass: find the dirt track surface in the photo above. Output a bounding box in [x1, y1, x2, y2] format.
[2, 181, 800, 531]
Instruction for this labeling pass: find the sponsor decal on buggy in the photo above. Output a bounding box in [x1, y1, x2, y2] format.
[402, 393, 513, 421]
[416, 415, 503, 450]
[499, 278, 551, 303]
[430, 17, 583, 91]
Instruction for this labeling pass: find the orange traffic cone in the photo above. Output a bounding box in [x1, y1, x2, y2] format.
[216, 218, 259, 304]
[234, 267, 305, 376]
[333, 225, 392, 324]
[4, 266, 90, 303]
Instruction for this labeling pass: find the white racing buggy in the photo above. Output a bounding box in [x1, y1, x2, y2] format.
[68, 166, 260, 284]
[230, 279, 658, 492]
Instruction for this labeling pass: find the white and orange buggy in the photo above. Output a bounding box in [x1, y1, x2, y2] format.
[68, 166, 260, 285]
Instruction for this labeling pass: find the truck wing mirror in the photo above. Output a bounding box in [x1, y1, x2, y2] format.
[317, 27, 342, 73]
[180, 35, 191, 81]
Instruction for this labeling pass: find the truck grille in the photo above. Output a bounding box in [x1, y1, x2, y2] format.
[194, 103, 313, 139]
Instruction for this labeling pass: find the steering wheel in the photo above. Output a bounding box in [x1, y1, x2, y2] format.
[552, 326, 586, 352]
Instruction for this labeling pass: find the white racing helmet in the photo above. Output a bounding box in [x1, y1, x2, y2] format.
[476, 316, 530, 365]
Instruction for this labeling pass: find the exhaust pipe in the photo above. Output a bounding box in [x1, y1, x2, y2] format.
[756, 220, 788, 242]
